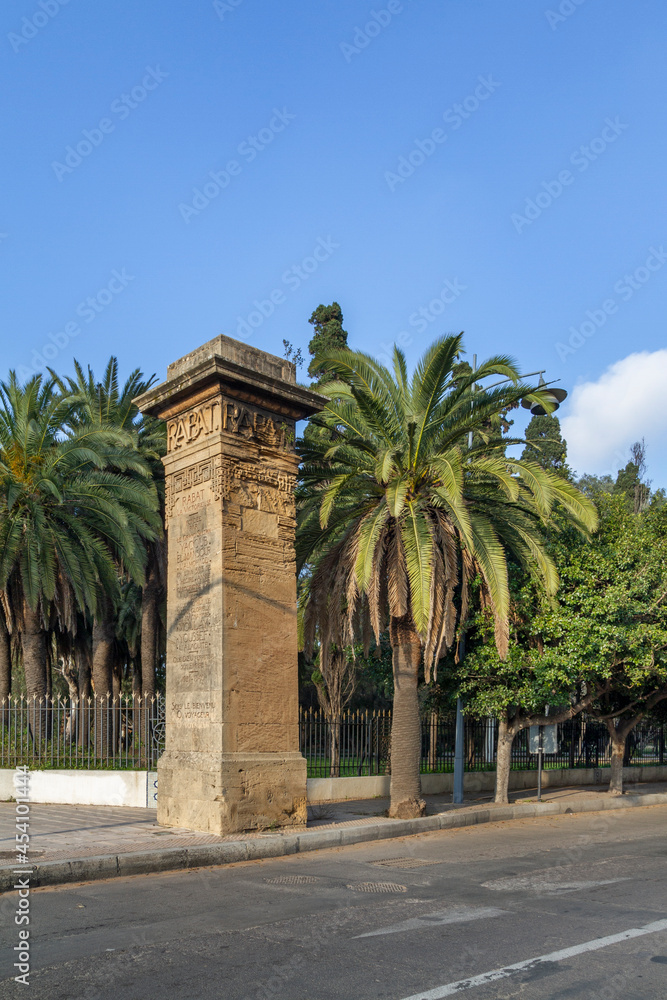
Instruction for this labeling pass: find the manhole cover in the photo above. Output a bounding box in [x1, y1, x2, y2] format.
[264, 875, 319, 885]
[371, 857, 442, 870]
[347, 882, 407, 893]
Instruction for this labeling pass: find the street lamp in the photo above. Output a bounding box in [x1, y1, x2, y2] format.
[521, 375, 568, 416]
[451, 364, 568, 805]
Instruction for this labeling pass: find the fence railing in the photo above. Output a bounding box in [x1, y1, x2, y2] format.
[2, 698, 666, 777]
[0, 695, 165, 770]
[298, 709, 667, 778]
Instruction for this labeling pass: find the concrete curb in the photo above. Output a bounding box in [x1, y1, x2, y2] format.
[3, 791, 667, 892]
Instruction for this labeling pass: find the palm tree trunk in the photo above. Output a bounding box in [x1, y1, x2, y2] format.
[494, 716, 516, 804]
[45, 639, 53, 698]
[77, 645, 92, 699]
[76, 646, 92, 749]
[388, 614, 425, 819]
[141, 567, 159, 700]
[92, 616, 115, 757]
[92, 616, 115, 696]
[22, 601, 47, 743]
[132, 658, 142, 699]
[0, 615, 10, 728]
[0, 617, 10, 696]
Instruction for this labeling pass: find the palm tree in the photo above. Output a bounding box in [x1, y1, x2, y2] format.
[54, 359, 165, 700]
[297, 335, 597, 818]
[0, 604, 11, 727]
[0, 372, 159, 738]
[136, 413, 166, 700]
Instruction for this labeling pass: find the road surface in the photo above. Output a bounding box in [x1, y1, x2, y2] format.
[1, 805, 666, 998]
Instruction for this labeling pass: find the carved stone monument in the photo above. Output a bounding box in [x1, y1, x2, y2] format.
[135, 336, 324, 834]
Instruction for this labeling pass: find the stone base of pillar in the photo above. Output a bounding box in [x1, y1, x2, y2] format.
[156, 751, 308, 835]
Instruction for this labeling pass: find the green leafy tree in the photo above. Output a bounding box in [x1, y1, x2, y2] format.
[307, 302, 349, 382]
[576, 473, 615, 498]
[297, 334, 597, 818]
[301, 303, 354, 715]
[458, 558, 608, 804]
[462, 494, 667, 799]
[578, 441, 655, 512]
[521, 412, 570, 477]
[550, 494, 667, 794]
[614, 439, 650, 513]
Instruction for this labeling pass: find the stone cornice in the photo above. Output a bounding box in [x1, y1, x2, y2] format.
[135, 348, 326, 422]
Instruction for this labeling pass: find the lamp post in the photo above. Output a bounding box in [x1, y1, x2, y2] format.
[451, 364, 567, 806]
[520, 375, 568, 416]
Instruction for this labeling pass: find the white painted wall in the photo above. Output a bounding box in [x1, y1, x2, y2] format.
[0, 769, 157, 808]
[1, 765, 665, 808]
[305, 765, 667, 802]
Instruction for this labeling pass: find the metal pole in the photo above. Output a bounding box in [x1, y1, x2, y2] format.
[537, 725, 543, 802]
[453, 695, 465, 803]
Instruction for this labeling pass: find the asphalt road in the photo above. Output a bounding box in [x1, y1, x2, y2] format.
[1, 806, 667, 999]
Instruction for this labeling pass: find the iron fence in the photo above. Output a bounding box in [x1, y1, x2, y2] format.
[298, 709, 667, 778]
[0, 694, 165, 770]
[2, 697, 666, 777]
[299, 708, 393, 778]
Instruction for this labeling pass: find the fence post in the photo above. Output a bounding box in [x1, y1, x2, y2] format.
[453, 698, 464, 803]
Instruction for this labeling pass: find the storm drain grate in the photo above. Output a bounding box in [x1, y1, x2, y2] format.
[264, 875, 320, 885]
[371, 857, 443, 870]
[347, 882, 408, 893]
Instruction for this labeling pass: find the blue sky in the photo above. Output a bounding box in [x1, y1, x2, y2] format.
[2, 0, 666, 485]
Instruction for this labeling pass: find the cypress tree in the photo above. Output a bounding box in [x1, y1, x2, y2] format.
[521, 412, 570, 477]
[307, 302, 348, 383]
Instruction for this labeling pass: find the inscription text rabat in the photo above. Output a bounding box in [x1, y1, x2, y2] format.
[167, 399, 287, 452]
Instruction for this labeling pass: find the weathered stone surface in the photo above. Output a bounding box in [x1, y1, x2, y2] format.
[135, 334, 324, 834]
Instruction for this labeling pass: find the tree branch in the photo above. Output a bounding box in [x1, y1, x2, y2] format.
[513, 680, 611, 732]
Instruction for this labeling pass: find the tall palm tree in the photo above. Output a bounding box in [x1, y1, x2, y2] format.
[136, 412, 167, 700]
[0, 372, 159, 736]
[0, 604, 11, 727]
[297, 335, 597, 818]
[54, 359, 165, 699]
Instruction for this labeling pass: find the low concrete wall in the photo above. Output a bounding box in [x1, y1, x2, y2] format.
[306, 765, 667, 802]
[2, 765, 666, 808]
[0, 769, 157, 808]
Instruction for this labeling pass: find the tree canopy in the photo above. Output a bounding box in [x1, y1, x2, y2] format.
[521, 412, 570, 477]
[458, 491, 667, 799]
[307, 302, 349, 382]
[297, 333, 597, 816]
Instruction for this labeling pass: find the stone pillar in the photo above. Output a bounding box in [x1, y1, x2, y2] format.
[135, 335, 324, 834]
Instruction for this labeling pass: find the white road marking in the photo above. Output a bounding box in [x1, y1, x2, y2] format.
[354, 906, 507, 939]
[482, 856, 640, 895]
[481, 876, 627, 893]
[399, 918, 667, 999]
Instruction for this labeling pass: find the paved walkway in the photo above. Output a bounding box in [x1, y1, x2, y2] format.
[2, 781, 667, 868]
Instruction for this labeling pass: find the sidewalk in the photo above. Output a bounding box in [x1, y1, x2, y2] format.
[2, 781, 667, 891]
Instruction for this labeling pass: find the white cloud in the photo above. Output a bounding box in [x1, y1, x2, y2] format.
[560, 350, 667, 481]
